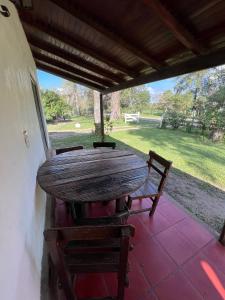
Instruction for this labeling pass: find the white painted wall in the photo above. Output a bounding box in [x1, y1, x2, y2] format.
[0, 1, 47, 299]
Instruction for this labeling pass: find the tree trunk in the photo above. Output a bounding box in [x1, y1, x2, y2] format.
[209, 129, 224, 142]
[94, 90, 101, 135]
[110, 91, 120, 120]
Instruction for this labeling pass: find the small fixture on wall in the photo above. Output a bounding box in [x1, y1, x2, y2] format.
[23, 130, 30, 148]
[0, 5, 10, 17]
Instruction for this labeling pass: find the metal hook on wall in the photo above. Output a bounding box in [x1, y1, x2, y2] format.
[0, 5, 10, 17]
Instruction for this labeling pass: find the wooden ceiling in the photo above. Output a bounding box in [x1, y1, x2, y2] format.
[12, 0, 225, 93]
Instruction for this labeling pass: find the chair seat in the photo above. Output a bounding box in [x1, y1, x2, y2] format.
[66, 252, 120, 273]
[129, 178, 158, 200]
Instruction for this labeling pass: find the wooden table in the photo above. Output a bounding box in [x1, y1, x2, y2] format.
[37, 148, 148, 219]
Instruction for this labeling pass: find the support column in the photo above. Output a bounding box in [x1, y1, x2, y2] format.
[219, 220, 225, 246]
[100, 93, 104, 142]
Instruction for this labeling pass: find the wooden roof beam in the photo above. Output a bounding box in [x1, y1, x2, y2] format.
[33, 51, 113, 88]
[20, 13, 136, 78]
[50, 0, 164, 69]
[143, 0, 206, 55]
[28, 36, 123, 84]
[36, 62, 105, 92]
[103, 47, 225, 94]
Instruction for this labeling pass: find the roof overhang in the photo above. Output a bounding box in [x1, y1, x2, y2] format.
[11, 0, 225, 93]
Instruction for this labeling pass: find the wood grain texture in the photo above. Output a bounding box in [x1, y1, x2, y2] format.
[37, 149, 148, 203]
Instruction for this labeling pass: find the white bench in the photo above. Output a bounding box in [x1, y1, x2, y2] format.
[124, 112, 140, 123]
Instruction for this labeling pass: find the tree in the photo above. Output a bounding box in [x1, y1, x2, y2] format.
[206, 86, 225, 141]
[110, 91, 121, 120]
[41, 90, 72, 121]
[61, 81, 80, 115]
[158, 91, 193, 129]
[120, 85, 150, 112]
[93, 90, 101, 135]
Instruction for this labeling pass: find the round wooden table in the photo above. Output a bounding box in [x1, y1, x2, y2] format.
[37, 148, 148, 218]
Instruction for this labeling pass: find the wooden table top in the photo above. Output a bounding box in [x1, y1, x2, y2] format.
[37, 148, 148, 203]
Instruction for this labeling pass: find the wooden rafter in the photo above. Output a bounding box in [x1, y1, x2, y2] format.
[103, 47, 225, 94]
[28, 36, 123, 83]
[143, 0, 206, 55]
[36, 61, 105, 92]
[20, 13, 136, 78]
[50, 0, 164, 69]
[33, 51, 113, 88]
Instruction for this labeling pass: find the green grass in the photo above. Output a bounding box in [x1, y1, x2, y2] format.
[47, 116, 153, 132]
[47, 116, 94, 132]
[112, 128, 225, 189]
[49, 126, 225, 189]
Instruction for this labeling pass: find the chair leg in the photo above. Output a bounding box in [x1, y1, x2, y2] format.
[48, 255, 58, 300]
[149, 196, 160, 217]
[127, 196, 132, 209]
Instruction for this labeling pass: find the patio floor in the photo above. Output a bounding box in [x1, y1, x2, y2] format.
[55, 196, 225, 300]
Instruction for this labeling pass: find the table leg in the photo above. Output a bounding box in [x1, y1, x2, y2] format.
[116, 196, 127, 213]
[72, 203, 86, 220]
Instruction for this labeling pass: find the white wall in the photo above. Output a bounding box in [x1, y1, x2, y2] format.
[0, 1, 47, 299]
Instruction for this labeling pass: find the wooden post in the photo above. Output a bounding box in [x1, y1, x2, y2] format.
[100, 93, 104, 142]
[219, 220, 225, 246]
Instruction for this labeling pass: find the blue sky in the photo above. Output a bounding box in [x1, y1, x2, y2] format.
[37, 69, 176, 93]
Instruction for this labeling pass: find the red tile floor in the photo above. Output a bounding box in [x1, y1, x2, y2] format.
[55, 196, 225, 300]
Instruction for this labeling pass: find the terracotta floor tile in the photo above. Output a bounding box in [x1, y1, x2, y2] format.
[173, 217, 214, 249]
[156, 225, 198, 265]
[154, 269, 203, 300]
[75, 273, 108, 299]
[54, 194, 225, 300]
[183, 253, 225, 300]
[129, 215, 153, 245]
[124, 254, 152, 300]
[104, 254, 152, 300]
[158, 201, 186, 225]
[139, 210, 171, 236]
[133, 237, 177, 286]
[202, 240, 225, 275]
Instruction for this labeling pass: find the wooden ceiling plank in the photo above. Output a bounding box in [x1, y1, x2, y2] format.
[36, 62, 105, 92]
[50, 0, 164, 69]
[20, 14, 136, 77]
[103, 47, 225, 94]
[33, 51, 113, 88]
[28, 36, 122, 83]
[143, 0, 206, 54]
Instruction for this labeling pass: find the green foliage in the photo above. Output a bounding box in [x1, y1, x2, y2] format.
[41, 90, 72, 121]
[158, 90, 193, 129]
[105, 115, 113, 134]
[121, 85, 150, 112]
[206, 86, 225, 130]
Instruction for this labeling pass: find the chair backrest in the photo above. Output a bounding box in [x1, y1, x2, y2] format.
[56, 145, 84, 155]
[44, 225, 135, 300]
[147, 151, 172, 195]
[93, 142, 116, 149]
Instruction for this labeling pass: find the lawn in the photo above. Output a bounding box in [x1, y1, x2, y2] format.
[47, 115, 155, 132]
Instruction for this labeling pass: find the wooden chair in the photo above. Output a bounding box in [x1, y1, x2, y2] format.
[44, 224, 135, 300]
[52, 145, 84, 226]
[93, 142, 116, 149]
[55, 145, 84, 155]
[127, 151, 172, 217]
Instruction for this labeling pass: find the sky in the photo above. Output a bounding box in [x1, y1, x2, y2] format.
[37, 69, 176, 95]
